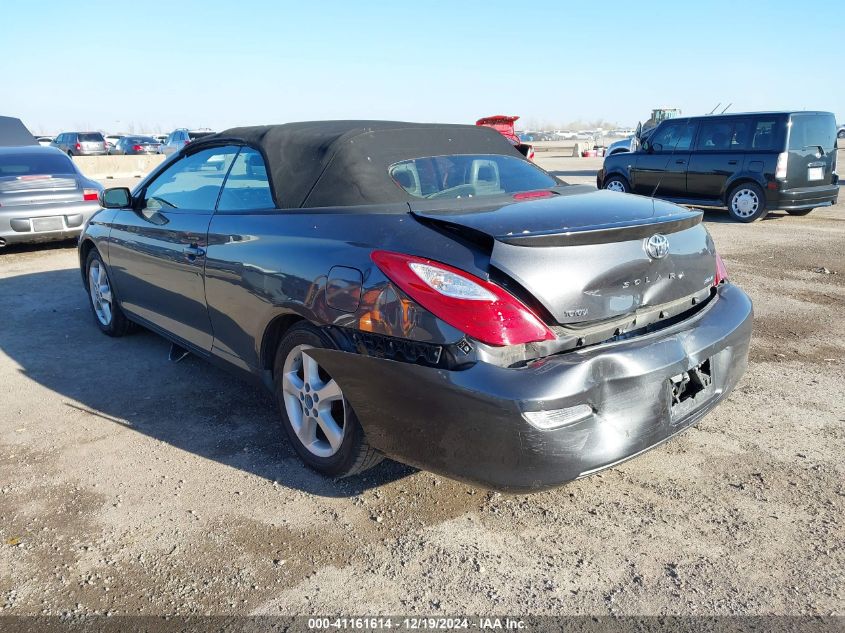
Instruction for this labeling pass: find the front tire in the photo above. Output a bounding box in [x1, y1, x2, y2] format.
[273, 323, 382, 478]
[603, 175, 630, 193]
[727, 182, 768, 222]
[85, 249, 133, 336]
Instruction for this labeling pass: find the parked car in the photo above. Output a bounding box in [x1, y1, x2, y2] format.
[598, 111, 839, 222]
[109, 136, 162, 155]
[154, 134, 168, 144]
[35, 136, 54, 147]
[0, 146, 102, 247]
[0, 116, 37, 147]
[104, 135, 124, 152]
[52, 131, 108, 156]
[80, 121, 751, 491]
[606, 136, 635, 156]
[476, 115, 534, 160]
[160, 128, 215, 156]
[838, 124, 845, 140]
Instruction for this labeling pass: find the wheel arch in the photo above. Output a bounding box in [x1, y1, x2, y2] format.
[602, 171, 631, 189]
[260, 313, 308, 375]
[722, 174, 766, 204]
[78, 238, 97, 287]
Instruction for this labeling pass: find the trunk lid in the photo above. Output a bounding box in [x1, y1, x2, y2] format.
[410, 188, 716, 325]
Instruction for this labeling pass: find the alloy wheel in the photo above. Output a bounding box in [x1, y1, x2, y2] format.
[731, 188, 759, 219]
[281, 344, 346, 458]
[605, 179, 626, 193]
[88, 259, 113, 326]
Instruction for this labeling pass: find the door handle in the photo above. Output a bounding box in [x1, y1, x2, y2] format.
[183, 244, 206, 260]
[728, 160, 738, 165]
[675, 159, 686, 164]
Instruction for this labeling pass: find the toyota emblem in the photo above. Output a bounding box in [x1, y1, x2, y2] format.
[645, 234, 670, 259]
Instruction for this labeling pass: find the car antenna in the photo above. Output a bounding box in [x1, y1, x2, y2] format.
[708, 103, 721, 115]
[721, 103, 732, 114]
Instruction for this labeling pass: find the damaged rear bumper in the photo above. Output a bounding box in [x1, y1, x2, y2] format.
[311, 283, 753, 492]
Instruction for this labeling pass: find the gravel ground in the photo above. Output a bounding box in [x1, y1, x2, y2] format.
[0, 151, 843, 617]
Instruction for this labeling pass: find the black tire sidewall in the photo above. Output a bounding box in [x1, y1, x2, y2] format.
[786, 208, 814, 216]
[273, 324, 365, 477]
[604, 175, 630, 193]
[727, 182, 768, 223]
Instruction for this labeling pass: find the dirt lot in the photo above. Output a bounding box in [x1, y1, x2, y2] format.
[1, 152, 843, 617]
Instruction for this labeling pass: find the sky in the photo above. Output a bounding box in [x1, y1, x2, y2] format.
[1, 0, 842, 134]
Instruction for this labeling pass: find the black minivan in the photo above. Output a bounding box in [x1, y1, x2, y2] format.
[597, 111, 839, 222]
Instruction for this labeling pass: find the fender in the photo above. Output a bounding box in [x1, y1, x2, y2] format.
[721, 171, 767, 201]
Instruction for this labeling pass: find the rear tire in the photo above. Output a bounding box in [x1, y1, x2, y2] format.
[85, 249, 134, 337]
[603, 175, 630, 193]
[786, 208, 814, 216]
[727, 182, 768, 223]
[273, 323, 382, 478]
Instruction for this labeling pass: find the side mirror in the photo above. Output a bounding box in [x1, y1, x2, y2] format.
[101, 187, 132, 208]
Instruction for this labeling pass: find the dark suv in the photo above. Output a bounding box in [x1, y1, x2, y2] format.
[597, 111, 839, 222]
[51, 132, 107, 157]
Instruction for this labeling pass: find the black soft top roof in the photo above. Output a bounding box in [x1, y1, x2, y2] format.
[0, 116, 37, 147]
[195, 120, 524, 208]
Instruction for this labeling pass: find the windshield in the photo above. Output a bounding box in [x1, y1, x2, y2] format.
[0, 153, 76, 176]
[79, 133, 104, 142]
[127, 136, 158, 144]
[389, 154, 558, 200]
[789, 113, 837, 152]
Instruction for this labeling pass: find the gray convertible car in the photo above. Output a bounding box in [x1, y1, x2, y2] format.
[79, 121, 752, 491]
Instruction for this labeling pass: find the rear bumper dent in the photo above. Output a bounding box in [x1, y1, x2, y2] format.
[310, 284, 753, 491]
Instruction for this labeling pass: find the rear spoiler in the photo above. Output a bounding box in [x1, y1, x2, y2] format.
[496, 211, 703, 247]
[412, 208, 703, 248]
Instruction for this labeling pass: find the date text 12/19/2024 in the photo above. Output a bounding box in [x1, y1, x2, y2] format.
[307, 617, 526, 630]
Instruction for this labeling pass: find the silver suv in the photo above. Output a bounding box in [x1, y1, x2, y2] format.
[160, 128, 215, 156]
[52, 132, 107, 156]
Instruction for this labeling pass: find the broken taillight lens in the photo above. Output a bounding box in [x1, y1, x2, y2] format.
[714, 253, 728, 285]
[371, 250, 555, 347]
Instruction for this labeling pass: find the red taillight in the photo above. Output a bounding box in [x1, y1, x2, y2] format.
[75, 143, 81, 150]
[83, 189, 99, 202]
[370, 250, 555, 347]
[132, 145, 143, 151]
[714, 253, 728, 285]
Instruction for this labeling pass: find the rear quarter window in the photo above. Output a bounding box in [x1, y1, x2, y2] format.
[749, 117, 786, 151]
